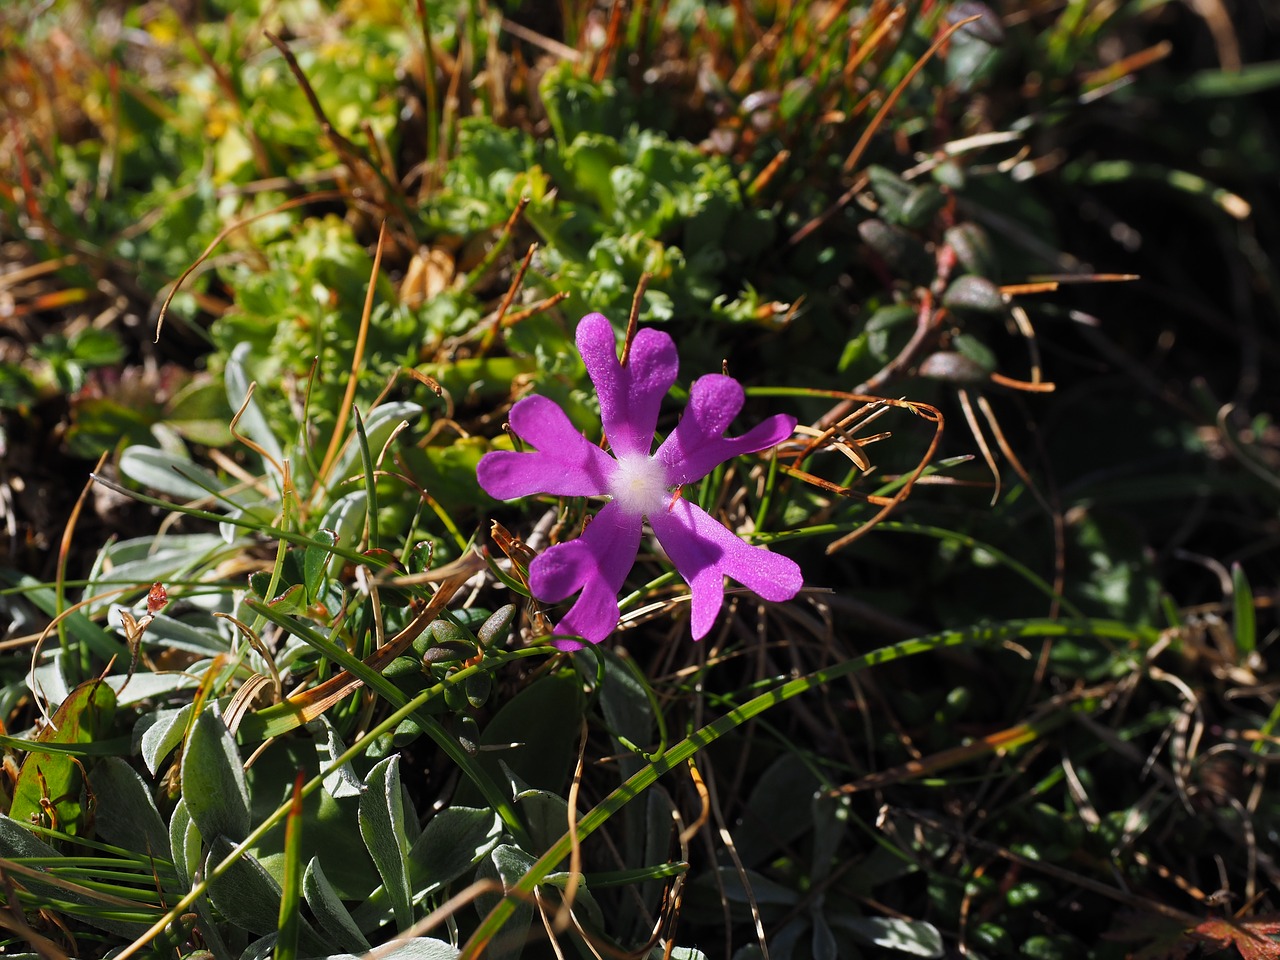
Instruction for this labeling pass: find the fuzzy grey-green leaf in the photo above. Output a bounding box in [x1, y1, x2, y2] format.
[359, 755, 415, 930]
[181, 702, 251, 843]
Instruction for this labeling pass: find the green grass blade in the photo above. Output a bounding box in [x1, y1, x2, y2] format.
[459, 617, 1159, 957]
[1231, 562, 1256, 658]
[273, 773, 305, 960]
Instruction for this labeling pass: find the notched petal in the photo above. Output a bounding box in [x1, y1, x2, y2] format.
[656, 374, 796, 486]
[576, 313, 678, 459]
[528, 501, 643, 645]
[476, 395, 615, 500]
[649, 500, 802, 639]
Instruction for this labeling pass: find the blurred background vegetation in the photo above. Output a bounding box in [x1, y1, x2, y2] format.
[0, 1, 1278, 958]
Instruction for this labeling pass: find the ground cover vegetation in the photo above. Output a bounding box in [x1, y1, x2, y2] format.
[1, 0, 1278, 957]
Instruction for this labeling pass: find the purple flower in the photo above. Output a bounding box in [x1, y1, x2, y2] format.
[477, 313, 802, 649]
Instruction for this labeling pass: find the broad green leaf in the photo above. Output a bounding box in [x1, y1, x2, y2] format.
[455, 670, 584, 805]
[106, 669, 201, 705]
[325, 939, 460, 960]
[809, 793, 850, 886]
[10, 678, 116, 835]
[182, 703, 251, 843]
[88, 534, 231, 602]
[319, 491, 368, 576]
[308, 717, 364, 799]
[303, 857, 370, 953]
[475, 845, 537, 960]
[303, 528, 338, 605]
[131, 611, 230, 657]
[207, 835, 284, 936]
[712, 866, 800, 906]
[139, 703, 193, 776]
[331, 401, 423, 482]
[359, 755, 415, 931]
[245, 740, 380, 899]
[168, 799, 200, 889]
[584, 647, 654, 778]
[811, 910, 839, 960]
[732, 753, 820, 869]
[513, 788, 570, 855]
[837, 917, 944, 958]
[0, 572, 124, 661]
[90, 757, 170, 861]
[408, 806, 503, 896]
[118, 446, 230, 503]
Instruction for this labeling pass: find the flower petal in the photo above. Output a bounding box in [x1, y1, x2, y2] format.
[576, 312, 678, 459]
[477, 395, 615, 500]
[649, 499, 802, 640]
[654, 374, 796, 486]
[529, 500, 643, 648]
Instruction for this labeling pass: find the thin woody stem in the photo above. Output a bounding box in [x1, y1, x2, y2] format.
[619, 272, 653, 366]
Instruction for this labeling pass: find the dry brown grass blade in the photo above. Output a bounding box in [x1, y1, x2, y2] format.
[830, 682, 1114, 796]
[843, 5, 905, 84]
[956, 388, 1001, 505]
[1081, 40, 1174, 93]
[228, 382, 287, 483]
[842, 12, 980, 173]
[317, 220, 389, 485]
[268, 551, 485, 729]
[54, 453, 108, 668]
[746, 149, 790, 198]
[620, 272, 654, 367]
[152, 189, 346, 342]
[483, 241, 538, 351]
[973, 392, 1067, 616]
[778, 391, 943, 552]
[263, 31, 406, 220]
[502, 291, 572, 327]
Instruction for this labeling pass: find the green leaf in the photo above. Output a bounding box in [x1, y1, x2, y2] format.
[10, 678, 116, 835]
[90, 757, 170, 861]
[408, 806, 503, 896]
[168, 799, 200, 890]
[207, 835, 284, 935]
[455, 670, 585, 805]
[513, 788, 570, 855]
[837, 917, 944, 958]
[1232, 562, 1257, 657]
[359, 755, 416, 931]
[303, 528, 338, 604]
[245, 740, 380, 899]
[181, 703, 251, 843]
[712, 866, 800, 905]
[475, 845, 538, 960]
[319, 491, 369, 577]
[584, 647, 655, 776]
[308, 717, 364, 800]
[329, 940, 461, 960]
[331, 401, 423, 484]
[139, 703, 193, 776]
[118, 446, 230, 503]
[1178, 60, 1280, 99]
[303, 858, 370, 953]
[732, 753, 820, 869]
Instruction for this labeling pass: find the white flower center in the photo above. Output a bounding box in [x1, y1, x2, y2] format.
[608, 454, 671, 517]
